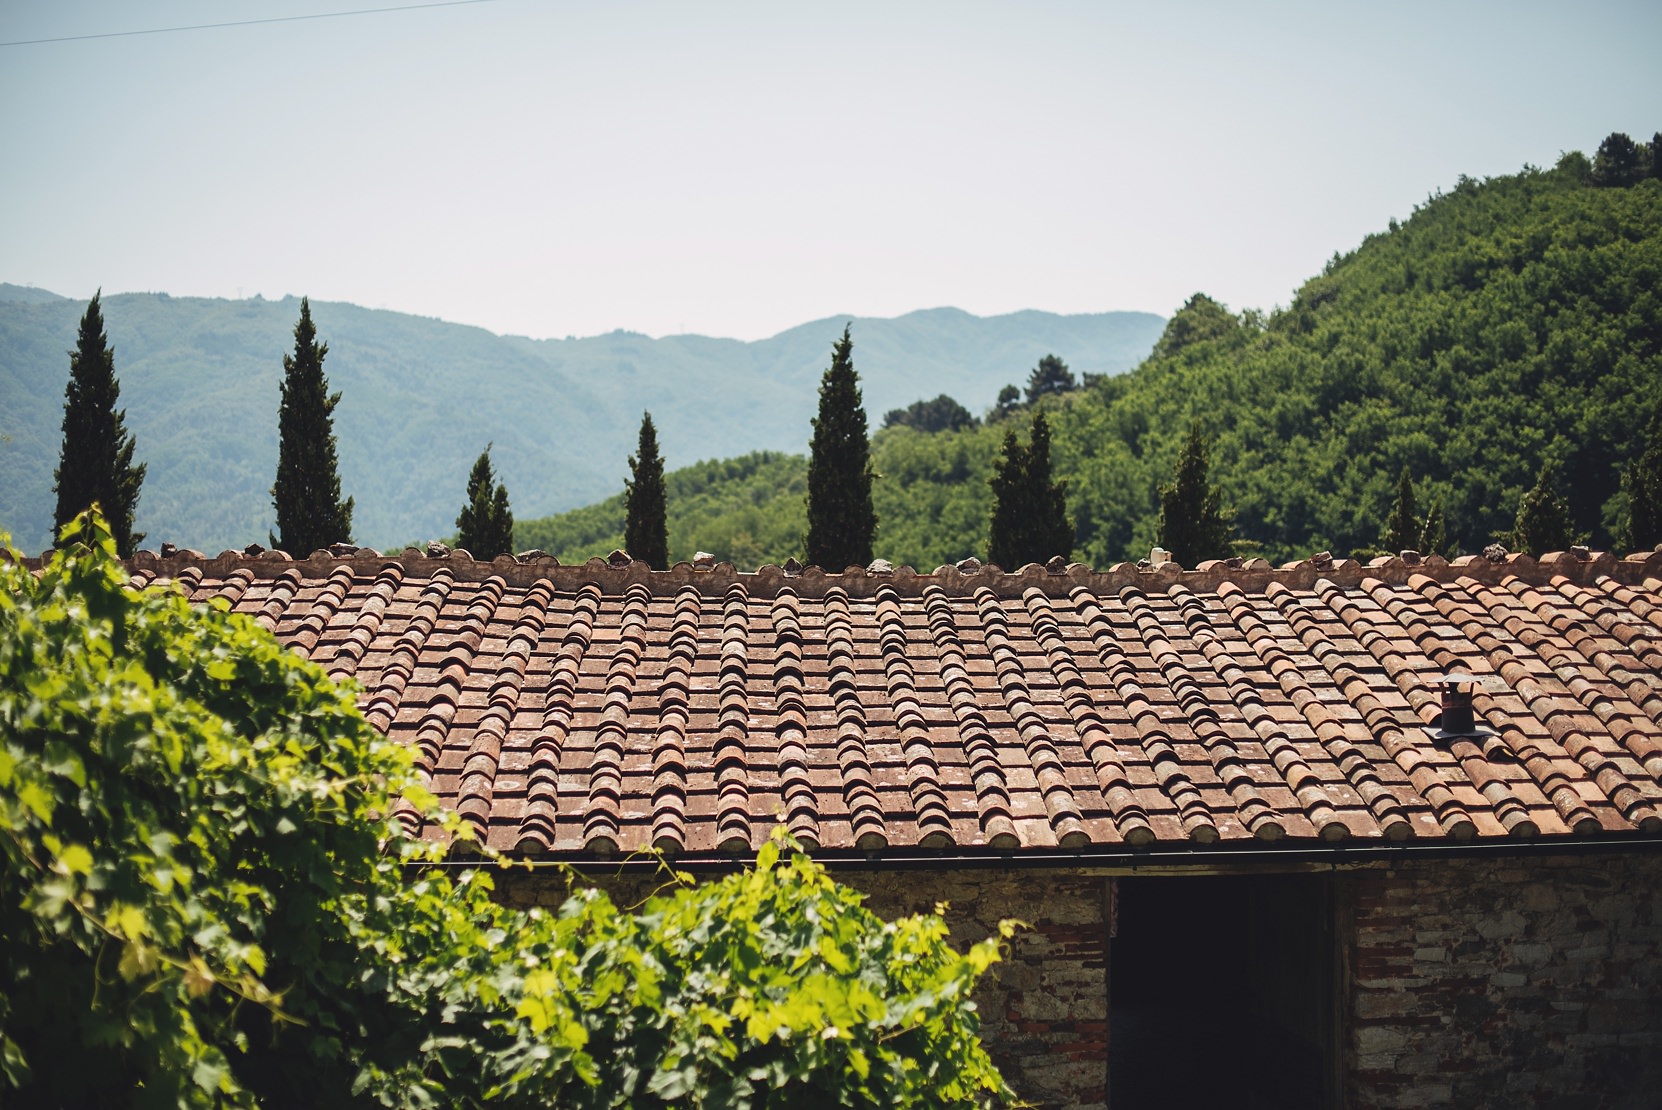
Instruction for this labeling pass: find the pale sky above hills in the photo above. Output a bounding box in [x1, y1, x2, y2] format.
[2, 0, 1658, 341]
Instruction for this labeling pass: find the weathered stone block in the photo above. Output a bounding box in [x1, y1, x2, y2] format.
[1357, 1025, 1409, 1054]
[1393, 1081, 1453, 1105]
[1356, 989, 1418, 1019]
[1476, 910, 1529, 940]
[1398, 1051, 1442, 1074]
[1508, 942, 1554, 965]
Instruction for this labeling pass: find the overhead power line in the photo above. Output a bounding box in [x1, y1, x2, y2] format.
[0, 0, 503, 48]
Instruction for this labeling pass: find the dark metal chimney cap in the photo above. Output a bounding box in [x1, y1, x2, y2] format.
[1427, 672, 1498, 744]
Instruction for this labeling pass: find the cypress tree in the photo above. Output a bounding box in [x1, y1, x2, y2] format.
[53, 291, 145, 556]
[1419, 500, 1448, 558]
[987, 428, 1025, 570]
[804, 325, 877, 569]
[1622, 397, 1662, 551]
[1510, 462, 1576, 555]
[455, 444, 514, 558]
[270, 298, 353, 554]
[988, 411, 1071, 568]
[624, 412, 669, 569]
[1025, 411, 1073, 564]
[1381, 467, 1420, 553]
[1155, 420, 1235, 565]
[491, 484, 513, 556]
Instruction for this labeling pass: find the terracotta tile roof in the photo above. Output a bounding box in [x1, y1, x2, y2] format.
[114, 545, 1662, 859]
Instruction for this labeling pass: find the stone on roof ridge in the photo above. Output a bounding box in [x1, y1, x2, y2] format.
[45, 543, 1662, 596]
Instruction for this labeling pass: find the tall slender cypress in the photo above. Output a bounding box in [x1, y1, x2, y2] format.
[1025, 411, 1073, 561]
[1155, 420, 1235, 565]
[987, 427, 1026, 569]
[1380, 468, 1420, 553]
[490, 483, 513, 557]
[1419, 500, 1448, 558]
[624, 412, 669, 569]
[1622, 397, 1662, 551]
[54, 291, 146, 556]
[987, 411, 1072, 568]
[270, 298, 353, 554]
[804, 325, 877, 569]
[1510, 463, 1575, 555]
[456, 444, 514, 558]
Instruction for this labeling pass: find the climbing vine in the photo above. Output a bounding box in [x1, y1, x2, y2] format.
[0, 511, 1014, 1108]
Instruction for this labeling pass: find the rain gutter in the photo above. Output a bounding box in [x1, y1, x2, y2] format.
[408, 834, 1662, 876]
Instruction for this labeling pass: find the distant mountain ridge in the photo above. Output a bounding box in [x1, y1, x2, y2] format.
[0, 292, 1162, 551]
[0, 283, 69, 305]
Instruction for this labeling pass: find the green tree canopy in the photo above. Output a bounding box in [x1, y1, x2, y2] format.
[1150, 293, 1241, 361]
[456, 443, 515, 558]
[987, 411, 1072, 569]
[0, 511, 1016, 1109]
[990, 385, 1022, 422]
[53, 291, 145, 557]
[1591, 131, 1644, 187]
[804, 325, 877, 569]
[1510, 462, 1578, 555]
[624, 411, 669, 569]
[882, 395, 978, 435]
[270, 298, 352, 554]
[1024, 355, 1077, 405]
[1156, 420, 1235, 565]
[1556, 149, 1593, 184]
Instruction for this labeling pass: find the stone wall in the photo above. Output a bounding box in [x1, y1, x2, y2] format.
[850, 869, 1109, 1110]
[1348, 852, 1662, 1110]
[494, 851, 1662, 1109]
[496, 866, 1109, 1110]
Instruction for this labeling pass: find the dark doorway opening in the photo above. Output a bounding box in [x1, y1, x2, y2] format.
[1109, 874, 1334, 1110]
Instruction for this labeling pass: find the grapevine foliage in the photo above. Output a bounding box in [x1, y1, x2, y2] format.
[0, 511, 1014, 1108]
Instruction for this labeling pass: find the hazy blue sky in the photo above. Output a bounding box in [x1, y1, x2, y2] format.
[3, 1, 1658, 340]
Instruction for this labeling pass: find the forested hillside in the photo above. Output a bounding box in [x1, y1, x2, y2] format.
[0, 292, 1159, 551]
[1059, 152, 1660, 565]
[520, 148, 1662, 568]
